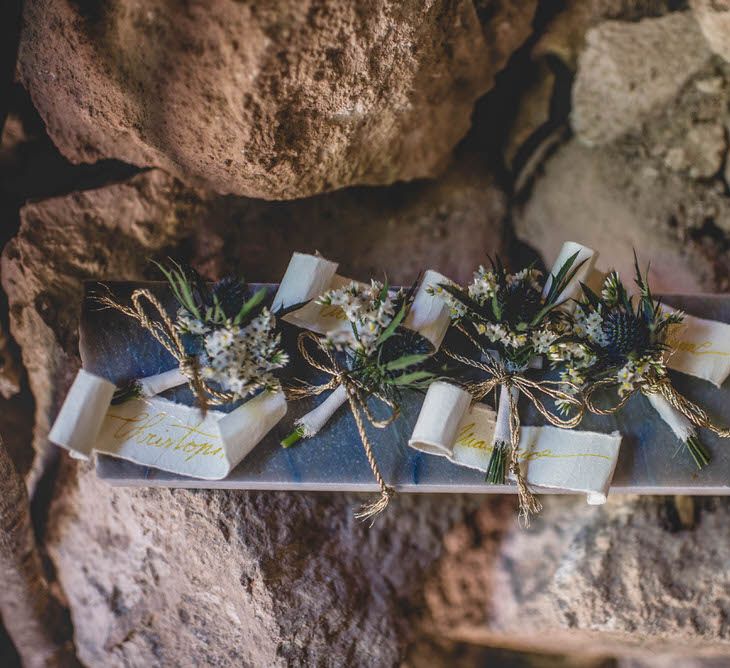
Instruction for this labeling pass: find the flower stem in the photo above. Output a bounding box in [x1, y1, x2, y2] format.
[485, 440, 508, 484]
[280, 426, 305, 448]
[685, 434, 710, 470]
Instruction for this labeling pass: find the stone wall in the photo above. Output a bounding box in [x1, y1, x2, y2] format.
[3, 1, 730, 666]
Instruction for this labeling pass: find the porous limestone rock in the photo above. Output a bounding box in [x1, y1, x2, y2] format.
[423, 496, 730, 658]
[571, 13, 711, 146]
[517, 52, 730, 291]
[514, 140, 723, 292]
[47, 461, 479, 667]
[691, 0, 730, 64]
[15, 0, 522, 200]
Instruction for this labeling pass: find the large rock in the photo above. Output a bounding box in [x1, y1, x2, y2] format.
[47, 461, 479, 667]
[571, 13, 711, 146]
[691, 0, 730, 64]
[16, 0, 516, 200]
[423, 496, 730, 658]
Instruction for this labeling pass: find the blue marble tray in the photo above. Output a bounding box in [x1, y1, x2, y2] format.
[83, 283, 730, 494]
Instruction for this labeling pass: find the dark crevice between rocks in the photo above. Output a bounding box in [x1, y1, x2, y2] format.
[454, 1, 575, 269]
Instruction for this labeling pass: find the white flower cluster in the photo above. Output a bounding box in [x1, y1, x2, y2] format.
[176, 307, 288, 400]
[474, 321, 525, 349]
[317, 280, 401, 355]
[573, 304, 607, 346]
[615, 355, 666, 397]
[177, 308, 210, 335]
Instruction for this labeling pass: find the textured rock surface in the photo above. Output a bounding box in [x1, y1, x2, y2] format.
[1, 170, 198, 467]
[47, 461, 479, 667]
[517, 55, 730, 291]
[572, 13, 711, 146]
[15, 0, 513, 200]
[691, 0, 730, 64]
[515, 141, 716, 292]
[189, 151, 507, 286]
[1, 155, 506, 663]
[423, 496, 730, 657]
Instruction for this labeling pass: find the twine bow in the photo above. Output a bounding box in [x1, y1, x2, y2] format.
[288, 331, 399, 523]
[585, 375, 730, 437]
[444, 348, 584, 525]
[96, 288, 235, 412]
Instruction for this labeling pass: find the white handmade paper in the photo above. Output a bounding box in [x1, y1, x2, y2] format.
[542, 241, 598, 308]
[409, 382, 622, 504]
[272, 252, 351, 334]
[49, 370, 287, 478]
[403, 269, 452, 350]
[665, 309, 730, 387]
[137, 367, 189, 397]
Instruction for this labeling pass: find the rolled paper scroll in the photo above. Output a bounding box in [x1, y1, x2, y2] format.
[275, 252, 452, 438]
[542, 241, 598, 307]
[409, 382, 622, 504]
[49, 369, 287, 479]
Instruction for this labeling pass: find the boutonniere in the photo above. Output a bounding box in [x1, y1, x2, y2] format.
[105, 261, 289, 409]
[558, 256, 730, 468]
[431, 243, 596, 519]
[282, 278, 436, 520]
[48, 262, 290, 480]
[273, 252, 451, 521]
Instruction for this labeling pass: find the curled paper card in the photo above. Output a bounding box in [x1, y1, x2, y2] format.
[273, 253, 452, 348]
[665, 309, 730, 387]
[409, 382, 622, 504]
[403, 269, 452, 350]
[543, 241, 598, 306]
[49, 369, 287, 479]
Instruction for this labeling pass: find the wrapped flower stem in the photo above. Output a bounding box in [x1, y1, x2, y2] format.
[566, 255, 729, 470]
[487, 383, 518, 484]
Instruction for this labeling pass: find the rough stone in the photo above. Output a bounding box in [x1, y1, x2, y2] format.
[691, 0, 730, 64]
[188, 151, 507, 286]
[514, 140, 730, 292]
[48, 460, 479, 667]
[16, 0, 511, 200]
[572, 13, 711, 146]
[662, 122, 727, 179]
[0, 170, 198, 475]
[422, 496, 730, 658]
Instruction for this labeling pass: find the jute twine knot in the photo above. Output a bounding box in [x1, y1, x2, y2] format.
[444, 347, 585, 526]
[287, 331, 398, 524]
[585, 375, 730, 437]
[96, 288, 235, 412]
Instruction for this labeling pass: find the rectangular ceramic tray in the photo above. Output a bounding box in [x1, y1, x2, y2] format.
[83, 282, 730, 494]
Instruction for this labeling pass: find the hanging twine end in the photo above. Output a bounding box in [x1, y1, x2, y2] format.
[354, 487, 394, 526]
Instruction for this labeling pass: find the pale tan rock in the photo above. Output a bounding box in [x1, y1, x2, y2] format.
[16, 0, 508, 200]
[572, 13, 711, 146]
[691, 0, 730, 64]
[663, 123, 727, 179]
[514, 140, 723, 292]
